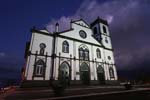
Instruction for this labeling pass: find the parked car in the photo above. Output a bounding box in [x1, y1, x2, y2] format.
[120, 81, 133, 90]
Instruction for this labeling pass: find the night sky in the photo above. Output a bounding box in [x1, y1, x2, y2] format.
[0, 0, 150, 82]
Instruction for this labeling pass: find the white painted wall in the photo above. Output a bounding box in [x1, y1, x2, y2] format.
[25, 20, 118, 82]
[25, 32, 53, 80]
[61, 23, 102, 46]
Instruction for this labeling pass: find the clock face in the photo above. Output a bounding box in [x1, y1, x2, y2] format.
[79, 30, 87, 39]
[40, 43, 46, 48]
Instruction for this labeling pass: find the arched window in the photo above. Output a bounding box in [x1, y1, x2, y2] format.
[103, 25, 107, 33]
[39, 43, 46, 55]
[62, 41, 69, 53]
[96, 48, 101, 58]
[79, 47, 84, 59]
[84, 48, 89, 60]
[109, 67, 115, 78]
[34, 59, 45, 76]
[79, 46, 89, 60]
[94, 27, 97, 35]
[105, 37, 108, 43]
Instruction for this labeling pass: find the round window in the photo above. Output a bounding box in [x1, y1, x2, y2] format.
[39, 43, 46, 48]
[79, 30, 87, 39]
[108, 56, 111, 60]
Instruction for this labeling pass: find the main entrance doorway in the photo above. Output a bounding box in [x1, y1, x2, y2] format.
[97, 65, 105, 84]
[80, 62, 90, 85]
[58, 62, 70, 85]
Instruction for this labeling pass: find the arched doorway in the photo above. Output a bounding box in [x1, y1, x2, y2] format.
[58, 62, 70, 85]
[80, 62, 90, 85]
[97, 65, 105, 84]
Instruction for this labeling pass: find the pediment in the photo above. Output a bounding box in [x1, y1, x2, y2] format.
[72, 19, 89, 28]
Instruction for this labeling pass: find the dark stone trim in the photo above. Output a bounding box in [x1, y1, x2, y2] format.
[30, 52, 52, 57]
[98, 21, 101, 36]
[104, 47, 114, 51]
[30, 29, 35, 53]
[50, 34, 56, 80]
[56, 55, 115, 66]
[70, 80, 105, 86]
[31, 28, 74, 36]
[105, 80, 119, 85]
[70, 80, 82, 85]
[44, 52, 48, 80]
[32, 51, 38, 79]
[57, 35, 110, 50]
[20, 80, 50, 88]
[30, 27, 113, 52]
[70, 54, 72, 66]
[26, 31, 35, 78]
[59, 52, 61, 69]
[29, 53, 116, 65]
[32, 52, 47, 78]
[90, 80, 100, 85]
[24, 42, 30, 59]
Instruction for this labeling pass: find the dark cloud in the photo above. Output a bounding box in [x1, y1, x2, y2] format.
[46, 0, 150, 70]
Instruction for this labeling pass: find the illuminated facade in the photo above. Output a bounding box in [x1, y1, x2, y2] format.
[22, 17, 118, 87]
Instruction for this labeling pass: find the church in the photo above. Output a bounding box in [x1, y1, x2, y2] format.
[22, 17, 118, 87]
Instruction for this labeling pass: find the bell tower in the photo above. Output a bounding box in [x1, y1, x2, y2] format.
[90, 17, 112, 49]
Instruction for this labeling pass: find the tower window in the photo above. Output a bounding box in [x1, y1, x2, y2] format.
[94, 27, 97, 35]
[39, 43, 46, 55]
[103, 25, 107, 33]
[105, 37, 108, 43]
[96, 48, 101, 58]
[62, 41, 69, 53]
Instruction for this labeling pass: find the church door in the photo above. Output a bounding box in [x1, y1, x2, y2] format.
[97, 65, 105, 84]
[80, 62, 90, 85]
[58, 62, 70, 85]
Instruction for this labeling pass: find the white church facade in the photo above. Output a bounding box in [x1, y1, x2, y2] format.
[22, 17, 118, 87]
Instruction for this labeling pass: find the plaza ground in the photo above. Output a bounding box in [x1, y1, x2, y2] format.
[1, 85, 150, 100]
